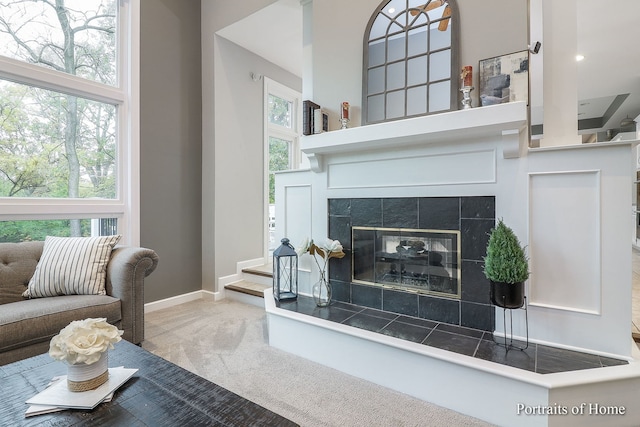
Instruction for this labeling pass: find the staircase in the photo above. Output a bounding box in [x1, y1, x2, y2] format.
[224, 264, 272, 307]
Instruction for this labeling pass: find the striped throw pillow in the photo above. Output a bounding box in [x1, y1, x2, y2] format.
[23, 235, 122, 298]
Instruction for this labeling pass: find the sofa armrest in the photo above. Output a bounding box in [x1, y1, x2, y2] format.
[105, 246, 159, 344]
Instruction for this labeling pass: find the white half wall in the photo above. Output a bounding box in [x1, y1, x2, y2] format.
[526, 143, 635, 356]
[529, 170, 601, 314]
[277, 102, 638, 357]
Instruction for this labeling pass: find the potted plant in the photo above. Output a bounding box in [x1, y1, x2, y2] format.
[483, 219, 529, 309]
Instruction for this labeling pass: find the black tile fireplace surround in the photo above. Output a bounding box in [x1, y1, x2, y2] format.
[328, 196, 495, 331]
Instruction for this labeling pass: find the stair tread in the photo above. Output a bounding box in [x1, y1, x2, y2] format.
[226, 280, 270, 298]
[242, 264, 273, 278]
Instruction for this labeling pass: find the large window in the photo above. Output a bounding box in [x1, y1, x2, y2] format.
[0, 0, 138, 243]
[264, 78, 300, 253]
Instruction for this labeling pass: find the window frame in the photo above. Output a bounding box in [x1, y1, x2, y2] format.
[0, 1, 140, 245]
[263, 77, 301, 258]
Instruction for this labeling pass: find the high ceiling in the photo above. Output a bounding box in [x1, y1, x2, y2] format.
[574, 0, 640, 135]
[216, 0, 303, 78]
[217, 0, 640, 136]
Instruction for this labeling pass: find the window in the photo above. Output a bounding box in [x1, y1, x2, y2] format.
[363, 0, 459, 124]
[0, 0, 138, 243]
[264, 78, 301, 253]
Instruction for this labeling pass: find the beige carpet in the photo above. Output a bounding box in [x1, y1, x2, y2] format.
[142, 298, 494, 427]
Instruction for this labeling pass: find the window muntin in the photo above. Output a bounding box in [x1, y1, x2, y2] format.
[363, 0, 459, 124]
[0, 79, 117, 199]
[0, 0, 117, 86]
[264, 78, 301, 254]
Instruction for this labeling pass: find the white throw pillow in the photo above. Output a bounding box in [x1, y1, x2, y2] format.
[23, 235, 122, 298]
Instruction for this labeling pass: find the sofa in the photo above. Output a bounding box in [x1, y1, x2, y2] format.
[0, 240, 159, 365]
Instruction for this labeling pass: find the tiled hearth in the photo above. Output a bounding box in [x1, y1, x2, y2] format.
[327, 196, 496, 331]
[277, 296, 629, 374]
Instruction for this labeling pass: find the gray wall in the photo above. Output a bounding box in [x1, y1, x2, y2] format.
[140, 0, 202, 302]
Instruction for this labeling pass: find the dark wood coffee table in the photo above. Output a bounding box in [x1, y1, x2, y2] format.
[0, 340, 298, 426]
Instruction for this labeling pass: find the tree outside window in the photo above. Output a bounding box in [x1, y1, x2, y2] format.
[0, 0, 120, 239]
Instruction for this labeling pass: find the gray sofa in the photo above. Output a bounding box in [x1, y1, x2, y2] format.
[0, 241, 159, 365]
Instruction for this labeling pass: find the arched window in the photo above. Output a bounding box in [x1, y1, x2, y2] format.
[363, 0, 459, 124]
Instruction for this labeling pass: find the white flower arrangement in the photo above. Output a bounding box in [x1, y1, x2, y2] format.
[49, 318, 123, 365]
[296, 237, 345, 276]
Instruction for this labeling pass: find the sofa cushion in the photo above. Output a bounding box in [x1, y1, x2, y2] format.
[0, 241, 43, 305]
[23, 235, 121, 298]
[0, 295, 121, 353]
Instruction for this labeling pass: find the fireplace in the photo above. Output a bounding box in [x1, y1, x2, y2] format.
[328, 196, 495, 331]
[352, 227, 460, 298]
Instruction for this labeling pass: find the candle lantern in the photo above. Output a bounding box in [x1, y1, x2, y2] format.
[273, 238, 298, 301]
[339, 101, 350, 129]
[460, 65, 474, 110]
[461, 65, 473, 87]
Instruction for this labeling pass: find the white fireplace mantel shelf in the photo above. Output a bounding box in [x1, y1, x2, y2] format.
[301, 101, 528, 172]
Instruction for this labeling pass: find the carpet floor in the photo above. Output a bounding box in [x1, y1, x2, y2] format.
[142, 298, 494, 427]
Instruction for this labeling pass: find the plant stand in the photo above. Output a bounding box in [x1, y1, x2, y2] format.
[494, 296, 529, 352]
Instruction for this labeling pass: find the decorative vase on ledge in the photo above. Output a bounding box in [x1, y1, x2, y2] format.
[312, 274, 332, 307]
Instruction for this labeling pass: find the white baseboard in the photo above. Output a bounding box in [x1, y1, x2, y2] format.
[144, 290, 222, 313]
[145, 258, 270, 314]
[237, 257, 268, 271]
[217, 257, 267, 289]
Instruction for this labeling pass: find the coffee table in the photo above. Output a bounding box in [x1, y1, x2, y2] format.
[0, 340, 298, 426]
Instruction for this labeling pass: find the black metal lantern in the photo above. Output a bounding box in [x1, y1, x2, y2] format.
[273, 238, 298, 301]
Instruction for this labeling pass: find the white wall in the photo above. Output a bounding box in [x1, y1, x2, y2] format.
[201, 1, 302, 293]
[200, 0, 527, 292]
[308, 0, 527, 129]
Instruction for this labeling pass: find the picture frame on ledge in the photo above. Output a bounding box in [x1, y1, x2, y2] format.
[478, 50, 529, 107]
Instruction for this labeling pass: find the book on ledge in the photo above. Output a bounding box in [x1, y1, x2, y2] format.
[303, 100, 320, 135]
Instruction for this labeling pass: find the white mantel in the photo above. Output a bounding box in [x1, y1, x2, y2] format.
[301, 101, 529, 172]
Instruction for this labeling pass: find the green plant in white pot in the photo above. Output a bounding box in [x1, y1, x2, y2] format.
[483, 219, 529, 309]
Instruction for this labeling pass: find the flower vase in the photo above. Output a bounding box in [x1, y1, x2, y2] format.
[312, 274, 332, 307]
[67, 351, 109, 392]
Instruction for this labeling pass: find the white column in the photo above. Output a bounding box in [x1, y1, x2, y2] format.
[300, 0, 313, 100]
[540, 0, 581, 146]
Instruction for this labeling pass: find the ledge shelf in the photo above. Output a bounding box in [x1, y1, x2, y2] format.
[301, 101, 528, 172]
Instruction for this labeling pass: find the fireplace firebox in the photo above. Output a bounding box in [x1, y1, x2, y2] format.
[352, 227, 460, 298]
[328, 196, 496, 331]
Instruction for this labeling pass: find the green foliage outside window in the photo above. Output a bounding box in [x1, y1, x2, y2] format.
[268, 137, 291, 204]
[0, 220, 92, 243]
[0, 0, 117, 239]
[268, 94, 292, 128]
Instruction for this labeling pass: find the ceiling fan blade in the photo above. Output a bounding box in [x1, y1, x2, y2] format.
[409, 0, 446, 16]
[438, 4, 451, 31]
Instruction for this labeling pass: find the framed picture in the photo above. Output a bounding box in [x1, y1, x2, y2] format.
[479, 50, 529, 107]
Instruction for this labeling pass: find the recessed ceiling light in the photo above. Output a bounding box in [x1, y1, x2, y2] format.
[388, 7, 396, 14]
[575, 54, 585, 62]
